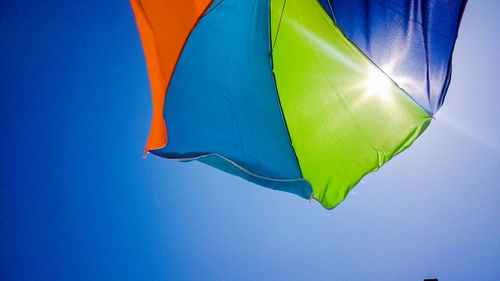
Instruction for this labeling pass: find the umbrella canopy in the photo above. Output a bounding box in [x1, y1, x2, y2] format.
[131, 0, 466, 209]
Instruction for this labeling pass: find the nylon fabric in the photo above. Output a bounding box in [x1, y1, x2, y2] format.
[271, 0, 431, 208]
[319, 0, 467, 114]
[131, 0, 213, 151]
[151, 0, 312, 199]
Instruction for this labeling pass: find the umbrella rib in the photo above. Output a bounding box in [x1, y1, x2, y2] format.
[325, 0, 337, 23]
[272, 0, 287, 52]
[203, 0, 225, 17]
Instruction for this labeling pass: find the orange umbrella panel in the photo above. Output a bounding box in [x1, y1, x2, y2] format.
[131, 0, 213, 152]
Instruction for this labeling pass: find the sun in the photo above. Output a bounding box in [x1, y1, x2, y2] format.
[361, 65, 394, 102]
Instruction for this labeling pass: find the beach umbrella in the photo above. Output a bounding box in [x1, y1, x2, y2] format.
[131, 0, 466, 209]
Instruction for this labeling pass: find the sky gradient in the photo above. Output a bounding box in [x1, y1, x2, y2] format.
[1, 1, 499, 280]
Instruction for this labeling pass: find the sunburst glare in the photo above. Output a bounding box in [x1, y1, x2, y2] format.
[361, 65, 394, 102]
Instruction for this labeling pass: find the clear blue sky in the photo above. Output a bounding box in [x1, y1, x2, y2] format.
[1, 1, 499, 280]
